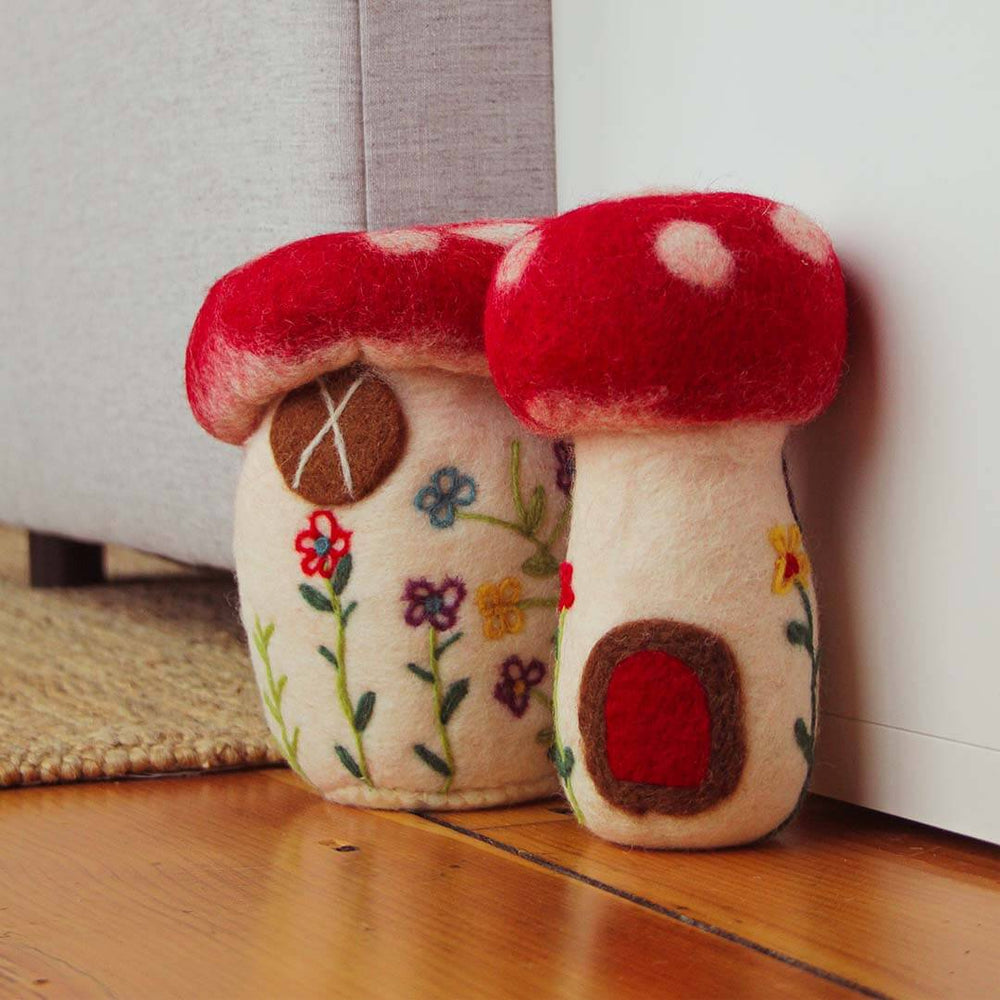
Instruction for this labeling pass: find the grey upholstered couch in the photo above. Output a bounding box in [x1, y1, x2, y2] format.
[0, 1, 555, 576]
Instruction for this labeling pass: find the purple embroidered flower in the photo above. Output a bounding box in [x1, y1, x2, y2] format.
[402, 577, 467, 631]
[554, 440, 575, 497]
[493, 655, 546, 718]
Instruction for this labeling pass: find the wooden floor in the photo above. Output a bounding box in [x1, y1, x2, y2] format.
[1, 770, 997, 1000]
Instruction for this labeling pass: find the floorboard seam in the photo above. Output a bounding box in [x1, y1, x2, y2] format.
[418, 813, 892, 1000]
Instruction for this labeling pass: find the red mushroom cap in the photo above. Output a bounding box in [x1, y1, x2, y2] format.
[186, 220, 538, 444]
[484, 193, 847, 435]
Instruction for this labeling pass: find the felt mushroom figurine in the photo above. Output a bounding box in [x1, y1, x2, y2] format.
[485, 192, 847, 847]
[186, 221, 571, 809]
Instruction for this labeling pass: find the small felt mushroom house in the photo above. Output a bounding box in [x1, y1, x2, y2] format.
[485, 192, 847, 847]
[186, 221, 571, 809]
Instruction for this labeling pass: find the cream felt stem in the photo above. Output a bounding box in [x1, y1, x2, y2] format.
[326, 579, 372, 787]
[234, 369, 565, 809]
[559, 424, 814, 848]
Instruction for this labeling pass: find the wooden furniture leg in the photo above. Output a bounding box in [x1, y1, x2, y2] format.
[28, 531, 104, 588]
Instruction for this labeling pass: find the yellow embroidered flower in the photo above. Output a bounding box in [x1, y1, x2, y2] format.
[769, 523, 811, 595]
[475, 576, 525, 640]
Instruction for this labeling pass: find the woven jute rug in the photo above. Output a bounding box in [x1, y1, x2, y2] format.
[0, 525, 281, 788]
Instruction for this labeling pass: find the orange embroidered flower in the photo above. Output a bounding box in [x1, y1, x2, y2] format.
[475, 577, 525, 640]
[769, 523, 811, 595]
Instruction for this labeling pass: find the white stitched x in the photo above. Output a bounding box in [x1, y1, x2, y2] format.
[292, 374, 367, 498]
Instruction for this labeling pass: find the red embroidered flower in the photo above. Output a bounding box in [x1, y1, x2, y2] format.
[402, 577, 467, 632]
[295, 510, 352, 578]
[558, 561, 575, 612]
[493, 655, 546, 718]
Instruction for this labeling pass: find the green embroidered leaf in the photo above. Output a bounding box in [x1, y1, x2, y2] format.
[341, 600, 358, 625]
[262, 691, 278, 718]
[407, 662, 434, 683]
[521, 549, 560, 578]
[334, 744, 363, 779]
[332, 553, 353, 596]
[439, 678, 470, 725]
[794, 718, 814, 765]
[300, 583, 333, 613]
[252, 619, 275, 656]
[354, 691, 376, 733]
[276, 675, 288, 697]
[434, 630, 464, 658]
[289, 726, 300, 755]
[786, 620, 811, 648]
[413, 743, 451, 777]
[318, 645, 339, 669]
[523, 484, 546, 534]
[535, 727, 554, 746]
[548, 744, 575, 780]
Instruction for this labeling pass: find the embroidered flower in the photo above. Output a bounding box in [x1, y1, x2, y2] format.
[475, 577, 525, 640]
[554, 439, 575, 497]
[769, 523, 811, 595]
[295, 510, 352, 578]
[402, 576, 467, 631]
[558, 561, 575, 612]
[493, 655, 546, 718]
[414, 466, 477, 528]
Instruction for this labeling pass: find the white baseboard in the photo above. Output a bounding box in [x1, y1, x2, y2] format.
[812, 713, 1000, 844]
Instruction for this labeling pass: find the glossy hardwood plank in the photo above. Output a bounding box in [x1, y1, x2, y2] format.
[0, 771, 854, 1000]
[430, 796, 1000, 1000]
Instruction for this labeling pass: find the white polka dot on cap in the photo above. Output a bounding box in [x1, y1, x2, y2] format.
[495, 229, 542, 289]
[653, 220, 734, 289]
[365, 228, 441, 254]
[769, 204, 832, 264]
[449, 221, 536, 246]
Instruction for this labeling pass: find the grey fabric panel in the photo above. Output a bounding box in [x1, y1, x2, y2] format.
[0, 1, 366, 568]
[359, 0, 556, 227]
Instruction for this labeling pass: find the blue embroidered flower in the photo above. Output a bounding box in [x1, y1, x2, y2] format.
[414, 466, 477, 528]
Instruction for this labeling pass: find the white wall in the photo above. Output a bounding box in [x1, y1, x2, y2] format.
[552, 0, 1000, 842]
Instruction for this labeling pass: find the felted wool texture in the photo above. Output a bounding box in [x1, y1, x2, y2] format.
[235, 367, 567, 810]
[555, 425, 816, 848]
[484, 192, 847, 435]
[187, 220, 538, 445]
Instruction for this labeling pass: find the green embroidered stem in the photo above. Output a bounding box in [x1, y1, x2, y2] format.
[510, 439, 528, 525]
[253, 616, 306, 781]
[545, 499, 572, 548]
[454, 439, 567, 579]
[789, 580, 820, 766]
[517, 597, 559, 610]
[551, 608, 583, 823]
[455, 510, 530, 536]
[325, 579, 373, 787]
[427, 626, 456, 793]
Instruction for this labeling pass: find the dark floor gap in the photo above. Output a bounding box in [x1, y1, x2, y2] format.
[417, 812, 892, 1000]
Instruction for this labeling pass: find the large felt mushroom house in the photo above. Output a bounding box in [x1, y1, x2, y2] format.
[186, 221, 572, 809]
[485, 192, 847, 847]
